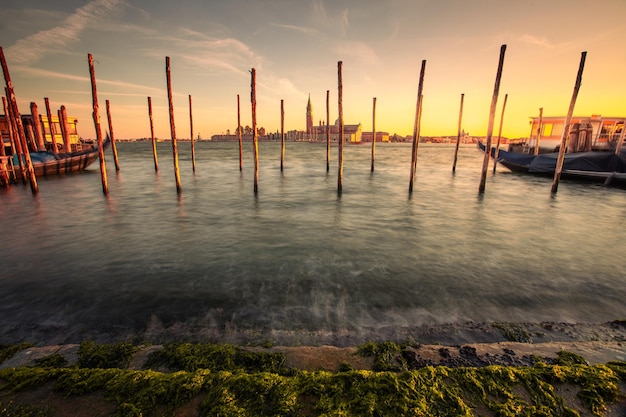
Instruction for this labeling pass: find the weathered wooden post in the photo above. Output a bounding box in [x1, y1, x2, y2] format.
[189, 94, 196, 173]
[59, 106, 71, 152]
[44, 97, 58, 154]
[237, 94, 243, 171]
[1, 47, 38, 193]
[30, 102, 45, 151]
[87, 53, 109, 195]
[147, 96, 158, 172]
[326, 90, 330, 173]
[371, 97, 377, 172]
[534, 107, 543, 155]
[6, 96, 26, 181]
[492, 93, 508, 173]
[280, 99, 285, 171]
[478, 44, 506, 195]
[409, 60, 426, 193]
[452, 93, 465, 173]
[337, 61, 344, 194]
[251, 68, 259, 194]
[165, 56, 182, 194]
[3, 95, 23, 174]
[0, 97, 7, 157]
[551, 51, 586, 195]
[105, 99, 120, 172]
[615, 119, 625, 155]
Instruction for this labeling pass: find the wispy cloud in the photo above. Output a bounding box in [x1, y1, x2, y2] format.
[312, 0, 328, 23]
[519, 34, 556, 49]
[5, 0, 124, 65]
[270, 23, 319, 36]
[171, 28, 267, 74]
[13, 65, 164, 96]
[333, 41, 379, 65]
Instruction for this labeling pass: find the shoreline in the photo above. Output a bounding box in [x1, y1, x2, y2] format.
[3, 320, 625, 371]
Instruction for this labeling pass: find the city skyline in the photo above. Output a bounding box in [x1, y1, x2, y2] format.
[2, 0, 625, 140]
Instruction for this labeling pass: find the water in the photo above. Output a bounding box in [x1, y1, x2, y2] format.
[1, 141, 625, 346]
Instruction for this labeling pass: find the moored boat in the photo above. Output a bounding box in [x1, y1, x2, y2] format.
[478, 140, 626, 187]
[1, 113, 109, 184]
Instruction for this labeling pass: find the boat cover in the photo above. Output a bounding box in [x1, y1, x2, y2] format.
[529, 152, 626, 173]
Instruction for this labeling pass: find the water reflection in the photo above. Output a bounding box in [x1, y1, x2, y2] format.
[0, 142, 625, 345]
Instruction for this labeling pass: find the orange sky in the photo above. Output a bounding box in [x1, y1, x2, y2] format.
[2, 0, 625, 140]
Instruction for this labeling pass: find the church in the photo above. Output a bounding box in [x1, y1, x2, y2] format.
[305, 95, 362, 143]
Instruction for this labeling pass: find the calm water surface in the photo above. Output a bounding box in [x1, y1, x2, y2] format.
[1, 142, 625, 345]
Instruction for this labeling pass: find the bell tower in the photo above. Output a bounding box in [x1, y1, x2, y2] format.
[306, 94, 313, 134]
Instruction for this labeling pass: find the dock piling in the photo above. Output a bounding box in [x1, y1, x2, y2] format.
[551, 51, 587, 195]
[371, 97, 377, 172]
[251, 68, 259, 194]
[452, 93, 465, 173]
[337, 61, 344, 194]
[165, 56, 182, 194]
[409, 60, 426, 194]
[87, 53, 109, 195]
[147, 96, 158, 172]
[189, 94, 196, 173]
[492, 93, 508, 174]
[478, 44, 506, 194]
[105, 99, 121, 172]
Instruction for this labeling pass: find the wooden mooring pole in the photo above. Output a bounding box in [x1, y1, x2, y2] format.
[237, 94, 243, 171]
[337, 61, 344, 194]
[326, 90, 330, 173]
[478, 44, 506, 194]
[615, 118, 626, 155]
[0, 97, 7, 157]
[105, 99, 120, 172]
[189, 94, 196, 173]
[2, 95, 24, 180]
[534, 107, 543, 155]
[251, 68, 259, 194]
[551, 51, 586, 195]
[492, 93, 508, 174]
[44, 97, 58, 154]
[59, 106, 71, 153]
[165, 56, 182, 194]
[371, 97, 377, 172]
[147, 96, 158, 172]
[452, 93, 465, 173]
[280, 99, 285, 172]
[409, 60, 426, 194]
[30, 102, 45, 151]
[87, 53, 108, 195]
[1, 47, 38, 193]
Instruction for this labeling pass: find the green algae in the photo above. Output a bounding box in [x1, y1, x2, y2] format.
[142, 342, 289, 374]
[493, 322, 534, 343]
[0, 344, 33, 364]
[77, 341, 137, 369]
[2, 360, 624, 416]
[1, 341, 624, 416]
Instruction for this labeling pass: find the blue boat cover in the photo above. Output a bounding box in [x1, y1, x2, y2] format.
[529, 152, 626, 173]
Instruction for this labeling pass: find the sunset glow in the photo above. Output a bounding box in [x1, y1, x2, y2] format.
[2, 0, 625, 140]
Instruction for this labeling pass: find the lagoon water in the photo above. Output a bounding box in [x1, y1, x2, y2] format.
[1, 141, 625, 346]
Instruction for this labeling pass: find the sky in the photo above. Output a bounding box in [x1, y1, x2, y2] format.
[1, 0, 625, 140]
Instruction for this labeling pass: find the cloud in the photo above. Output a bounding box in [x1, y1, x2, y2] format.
[333, 41, 379, 65]
[12, 65, 164, 96]
[519, 34, 556, 49]
[312, 0, 328, 23]
[5, 0, 124, 65]
[270, 23, 320, 36]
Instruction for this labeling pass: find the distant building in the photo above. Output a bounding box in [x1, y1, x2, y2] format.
[305, 96, 363, 143]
